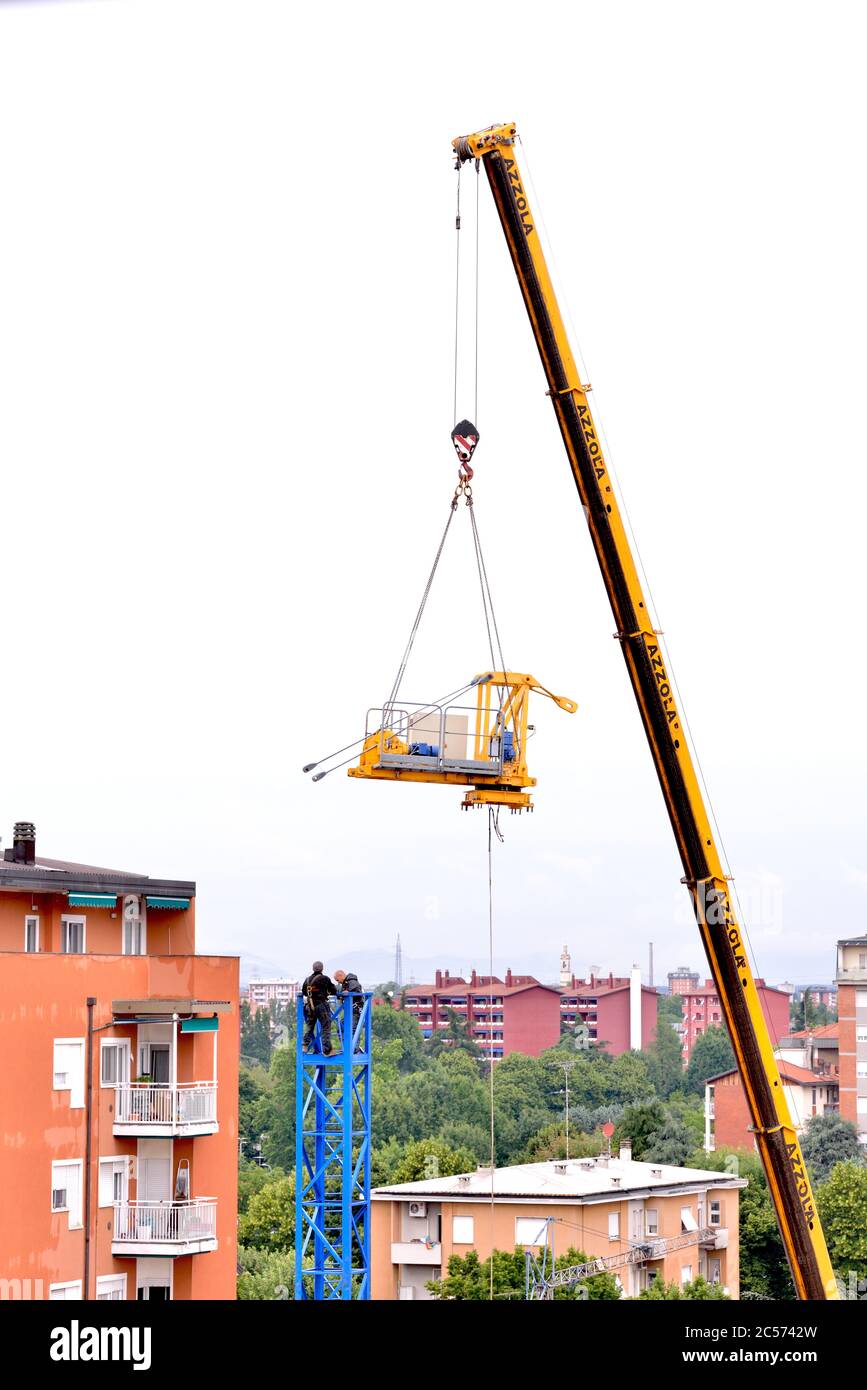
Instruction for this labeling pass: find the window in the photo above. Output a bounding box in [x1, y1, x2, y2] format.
[98, 1157, 129, 1208]
[122, 895, 145, 956]
[709, 1199, 722, 1227]
[709, 1259, 721, 1285]
[515, 1218, 548, 1246]
[681, 1264, 693, 1286]
[49, 1281, 82, 1300]
[608, 1211, 620, 1241]
[681, 1205, 698, 1233]
[645, 1208, 658, 1236]
[51, 1160, 83, 1229]
[60, 916, 85, 953]
[100, 1040, 130, 1088]
[53, 1039, 85, 1108]
[452, 1216, 474, 1245]
[96, 1274, 127, 1301]
[24, 914, 39, 952]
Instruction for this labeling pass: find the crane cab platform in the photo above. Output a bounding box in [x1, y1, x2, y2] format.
[348, 672, 576, 812]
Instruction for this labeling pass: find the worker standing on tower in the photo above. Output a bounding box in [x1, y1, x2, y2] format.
[301, 961, 336, 1055]
[334, 968, 363, 1043]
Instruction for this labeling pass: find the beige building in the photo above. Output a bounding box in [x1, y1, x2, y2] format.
[371, 1151, 745, 1300]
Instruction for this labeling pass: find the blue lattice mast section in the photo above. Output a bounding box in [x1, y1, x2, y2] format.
[295, 992, 372, 1299]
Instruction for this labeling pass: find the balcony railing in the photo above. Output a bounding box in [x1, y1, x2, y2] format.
[113, 1199, 217, 1255]
[114, 1082, 218, 1135]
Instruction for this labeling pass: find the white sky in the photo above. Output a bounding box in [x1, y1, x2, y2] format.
[1, 0, 864, 988]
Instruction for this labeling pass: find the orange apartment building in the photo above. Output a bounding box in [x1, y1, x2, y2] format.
[836, 935, 867, 1147]
[371, 1150, 745, 1299]
[0, 822, 239, 1301]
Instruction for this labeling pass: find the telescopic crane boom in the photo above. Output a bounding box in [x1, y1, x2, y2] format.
[454, 121, 838, 1300]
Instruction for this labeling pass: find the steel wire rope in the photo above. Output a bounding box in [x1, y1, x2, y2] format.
[474, 158, 480, 426]
[384, 501, 460, 715]
[453, 164, 462, 427]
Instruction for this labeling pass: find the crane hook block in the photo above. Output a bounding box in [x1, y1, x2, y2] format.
[451, 419, 479, 478]
[347, 671, 576, 812]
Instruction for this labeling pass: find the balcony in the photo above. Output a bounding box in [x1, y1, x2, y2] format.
[113, 1082, 218, 1137]
[391, 1241, 442, 1266]
[112, 1199, 217, 1257]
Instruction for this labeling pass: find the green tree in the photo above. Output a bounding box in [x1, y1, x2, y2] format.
[642, 1019, 686, 1100]
[816, 1161, 867, 1281]
[237, 1245, 293, 1300]
[684, 1025, 734, 1096]
[638, 1275, 728, 1300]
[790, 993, 836, 1031]
[429, 1246, 620, 1300]
[240, 1001, 273, 1067]
[238, 1063, 269, 1156]
[371, 1003, 426, 1072]
[238, 1158, 284, 1214]
[252, 1044, 295, 1172]
[521, 1122, 604, 1163]
[390, 1138, 476, 1184]
[617, 1100, 666, 1159]
[423, 1008, 482, 1061]
[801, 1113, 865, 1185]
[643, 1116, 692, 1166]
[657, 993, 686, 1027]
[237, 1174, 295, 1252]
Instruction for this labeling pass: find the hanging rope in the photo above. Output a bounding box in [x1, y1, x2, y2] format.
[475, 158, 480, 422]
[453, 165, 462, 428]
[385, 490, 460, 715]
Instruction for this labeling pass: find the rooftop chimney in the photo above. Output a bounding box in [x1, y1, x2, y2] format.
[505, 968, 513, 987]
[435, 970, 442, 988]
[12, 822, 35, 865]
[619, 1141, 632, 1163]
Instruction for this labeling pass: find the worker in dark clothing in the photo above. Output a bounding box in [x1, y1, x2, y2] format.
[302, 961, 337, 1054]
[334, 968, 363, 1044]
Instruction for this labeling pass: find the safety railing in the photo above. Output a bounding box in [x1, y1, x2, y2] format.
[113, 1199, 217, 1245]
[365, 699, 511, 777]
[114, 1082, 217, 1129]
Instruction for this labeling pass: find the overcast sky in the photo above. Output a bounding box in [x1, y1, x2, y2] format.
[1, 0, 864, 988]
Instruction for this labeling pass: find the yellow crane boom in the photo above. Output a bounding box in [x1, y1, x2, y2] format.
[453, 121, 838, 1300]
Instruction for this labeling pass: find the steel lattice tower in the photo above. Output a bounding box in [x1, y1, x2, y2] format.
[294, 992, 371, 1299]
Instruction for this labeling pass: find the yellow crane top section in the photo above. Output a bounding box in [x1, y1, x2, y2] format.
[452, 120, 838, 1300]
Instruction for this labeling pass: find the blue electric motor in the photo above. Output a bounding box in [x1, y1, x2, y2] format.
[409, 742, 439, 757]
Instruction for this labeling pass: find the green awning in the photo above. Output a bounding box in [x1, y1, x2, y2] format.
[68, 893, 117, 908]
[181, 1016, 219, 1033]
[146, 896, 191, 910]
